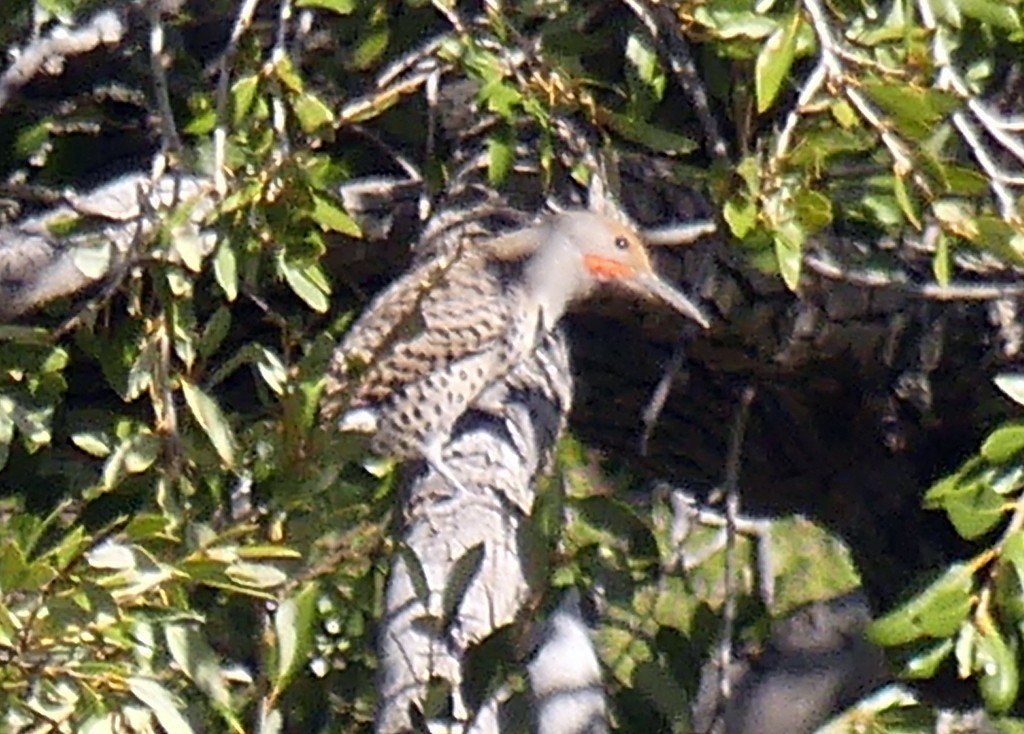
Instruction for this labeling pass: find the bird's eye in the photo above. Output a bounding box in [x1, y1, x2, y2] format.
[614, 236, 629, 250]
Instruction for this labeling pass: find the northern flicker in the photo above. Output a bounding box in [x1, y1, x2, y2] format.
[320, 210, 709, 493]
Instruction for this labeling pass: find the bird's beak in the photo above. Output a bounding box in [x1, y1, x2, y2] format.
[632, 271, 711, 329]
[583, 254, 711, 329]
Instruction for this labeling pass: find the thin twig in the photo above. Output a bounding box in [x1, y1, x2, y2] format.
[619, 0, 729, 160]
[146, 2, 183, 159]
[639, 336, 689, 457]
[213, 0, 263, 195]
[804, 252, 1024, 300]
[269, 0, 293, 161]
[718, 386, 756, 715]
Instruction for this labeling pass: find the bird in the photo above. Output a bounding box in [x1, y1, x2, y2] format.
[320, 210, 710, 495]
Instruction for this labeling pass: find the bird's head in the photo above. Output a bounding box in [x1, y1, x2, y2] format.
[499, 211, 710, 329]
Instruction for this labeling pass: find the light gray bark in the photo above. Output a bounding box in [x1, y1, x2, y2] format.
[0, 174, 213, 321]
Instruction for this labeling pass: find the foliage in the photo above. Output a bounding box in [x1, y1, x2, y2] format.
[869, 375, 1024, 715]
[0, 0, 1023, 731]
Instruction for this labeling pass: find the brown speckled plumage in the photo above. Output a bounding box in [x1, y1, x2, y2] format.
[320, 210, 708, 488]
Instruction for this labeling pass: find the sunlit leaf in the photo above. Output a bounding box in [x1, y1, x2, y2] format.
[257, 348, 289, 396]
[997, 532, 1024, 623]
[232, 74, 259, 125]
[181, 378, 238, 469]
[724, 197, 758, 238]
[309, 192, 361, 236]
[71, 431, 111, 458]
[755, 13, 800, 113]
[296, 0, 356, 14]
[933, 230, 951, 285]
[198, 307, 232, 359]
[487, 130, 515, 185]
[280, 260, 330, 313]
[939, 480, 1005, 539]
[975, 626, 1019, 713]
[214, 241, 238, 301]
[293, 92, 335, 133]
[166, 623, 232, 708]
[869, 563, 974, 645]
[273, 55, 304, 94]
[272, 582, 319, 695]
[982, 424, 1024, 463]
[625, 32, 667, 103]
[604, 112, 698, 155]
[773, 223, 803, 291]
[995, 374, 1024, 408]
[225, 561, 288, 589]
[129, 677, 196, 734]
[955, 0, 1022, 30]
[87, 540, 137, 570]
[903, 638, 955, 678]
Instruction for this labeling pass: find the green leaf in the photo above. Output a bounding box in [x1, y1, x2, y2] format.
[15, 119, 52, 161]
[129, 677, 196, 734]
[487, 131, 515, 186]
[724, 197, 757, 238]
[296, 0, 355, 13]
[71, 431, 111, 458]
[603, 112, 698, 155]
[236, 545, 302, 560]
[225, 560, 288, 589]
[755, 13, 800, 113]
[477, 79, 521, 118]
[0, 541, 29, 588]
[351, 20, 390, 71]
[869, 563, 974, 646]
[903, 638, 955, 678]
[773, 223, 803, 291]
[573, 497, 659, 560]
[173, 233, 207, 272]
[280, 260, 331, 313]
[181, 378, 238, 469]
[198, 307, 232, 359]
[257, 348, 289, 396]
[273, 55, 304, 94]
[214, 241, 238, 301]
[862, 80, 960, 140]
[694, 8, 778, 39]
[309, 192, 362, 236]
[940, 480, 1005, 539]
[166, 623, 232, 708]
[124, 514, 174, 541]
[793, 189, 833, 232]
[272, 582, 319, 695]
[982, 424, 1024, 463]
[955, 0, 1022, 30]
[894, 174, 922, 230]
[232, 74, 260, 126]
[933, 230, 951, 285]
[100, 431, 161, 491]
[998, 532, 1024, 623]
[293, 92, 335, 133]
[975, 626, 1019, 713]
[995, 374, 1024, 408]
[625, 32, 666, 104]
